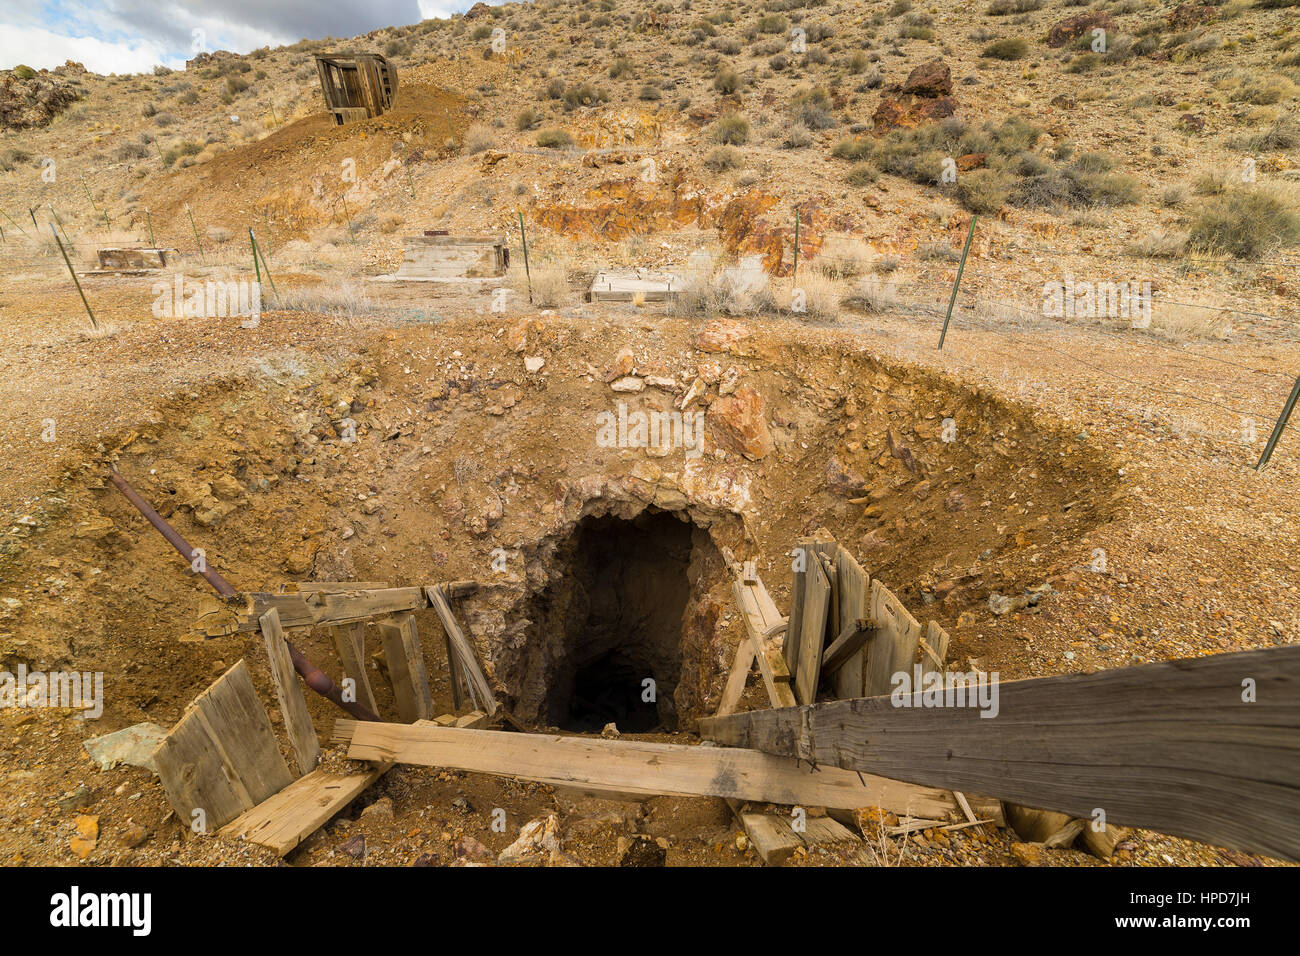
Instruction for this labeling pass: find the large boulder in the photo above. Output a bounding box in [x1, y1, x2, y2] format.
[709, 386, 774, 460]
[902, 60, 952, 98]
[1046, 12, 1117, 48]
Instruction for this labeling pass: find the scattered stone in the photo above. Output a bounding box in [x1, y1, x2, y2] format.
[70, 814, 98, 860]
[524, 356, 545, 373]
[83, 722, 167, 772]
[360, 797, 394, 822]
[498, 814, 561, 865]
[601, 722, 620, 739]
[1047, 12, 1117, 48]
[120, 824, 148, 849]
[341, 834, 366, 859]
[610, 375, 645, 393]
[453, 835, 494, 862]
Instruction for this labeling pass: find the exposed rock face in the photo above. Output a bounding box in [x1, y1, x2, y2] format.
[709, 386, 774, 460]
[873, 94, 957, 132]
[694, 319, 752, 355]
[1046, 13, 1117, 48]
[0, 65, 84, 130]
[464, 1, 493, 18]
[902, 60, 952, 98]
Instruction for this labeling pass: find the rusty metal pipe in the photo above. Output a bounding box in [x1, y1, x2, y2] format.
[108, 468, 380, 721]
[108, 469, 237, 597]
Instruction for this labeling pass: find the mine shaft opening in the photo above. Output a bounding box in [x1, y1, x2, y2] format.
[534, 510, 708, 734]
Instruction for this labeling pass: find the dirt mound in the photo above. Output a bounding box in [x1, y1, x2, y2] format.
[138, 82, 466, 240]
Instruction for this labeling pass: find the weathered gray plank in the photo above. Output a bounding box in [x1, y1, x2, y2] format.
[793, 555, 830, 705]
[699, 645, 1300, 861]
[832, 548, 870, 699]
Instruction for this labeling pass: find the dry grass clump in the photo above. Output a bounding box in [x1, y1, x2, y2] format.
[277, 282, 373, 320]
[1146, 301, 1233, 341]
[508, 249, 570, 308]
[788, 270, 842, 319]
[669, 250, 775, 317]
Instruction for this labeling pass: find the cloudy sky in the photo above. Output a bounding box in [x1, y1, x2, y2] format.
[1, 0, 476, 75]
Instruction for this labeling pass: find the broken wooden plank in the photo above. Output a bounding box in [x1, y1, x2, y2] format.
[219, 761, 392, 856]
[863, 579, 922, 698]
[832, 547, 870, 699]
[259, 609, 321, 775]
[822, 618, 874, 678]
[783, 538, 814, 673]
[793, 555, 830, 705]
[716, 639, 758, 717]
[154, 660, 292, 832]
[920, 620, 950, 680]
[345, 723, 961, 817]
[331, 622, 378, 715]
[732, 576, 796, 709]
[378, 613, 434, 723]
[425, 586, 498, 716]
[699, 644, 1300, 862]
[742, 812, 860, 866]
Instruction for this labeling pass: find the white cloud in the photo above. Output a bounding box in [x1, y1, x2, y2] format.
[0, 24, 180, 75]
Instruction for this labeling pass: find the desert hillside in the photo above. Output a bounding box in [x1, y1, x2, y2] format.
[0, 0, 1297, 875]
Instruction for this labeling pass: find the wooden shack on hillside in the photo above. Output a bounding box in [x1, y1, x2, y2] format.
[313, 53, 397, 126]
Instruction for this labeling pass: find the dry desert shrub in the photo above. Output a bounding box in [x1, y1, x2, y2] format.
[669, 250, 775, 317]
[815, 235, 876, 278]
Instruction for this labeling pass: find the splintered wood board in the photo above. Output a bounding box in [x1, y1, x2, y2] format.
[742, 813, 861, 866]
[346, 723, 959, 818]
[832, 548, 870, 700]
[219, 762, 392, 856]
[425, 586, 498, 716]
[700, 644, 1300, 862]
[331, 622, 378, 715]
[793, 555, 830, 706]
[154, 659, 293, 832]
[864, 579, 922, 698]
[260, 609, 320, 774]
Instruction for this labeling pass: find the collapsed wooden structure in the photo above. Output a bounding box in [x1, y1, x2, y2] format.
[313, 53, 397, 126]
[146, 540, 1300, 865]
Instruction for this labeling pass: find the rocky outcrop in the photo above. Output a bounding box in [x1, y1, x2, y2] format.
[902, 60, 952, 98]
[873, 59, 957, 132]
[1046, 12, 1117, 48]
[0, 65, 83, 130]
[709, 386, 774, 460]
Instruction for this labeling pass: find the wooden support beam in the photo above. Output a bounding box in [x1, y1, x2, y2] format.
[822, 619, 874, 677]
[783, 537, 814, 673]
[212, 582, 478, 635]
[716, 640, 757, 717]
[378, 613, 434, 723]
[731, 576, 796, 709]
[345, 723, 961, 817]
[699, 645, 1300, 862]
[831, 547, 870, 699]
[425, 586, 498, 716]
[259, 609, 320, 775]
[331, 622, 378, 715]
